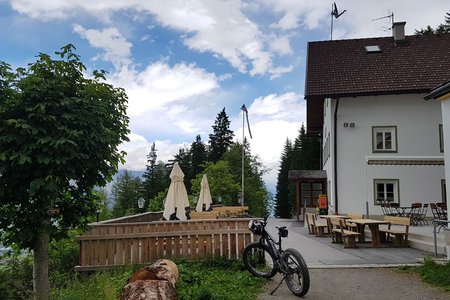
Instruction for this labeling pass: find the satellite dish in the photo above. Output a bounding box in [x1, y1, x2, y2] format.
[332, 2, 347, 19]
[330, 2, 347, 40]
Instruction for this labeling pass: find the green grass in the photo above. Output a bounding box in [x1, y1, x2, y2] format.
[50, 259, 266, 300]
[398, 258, 450, 292]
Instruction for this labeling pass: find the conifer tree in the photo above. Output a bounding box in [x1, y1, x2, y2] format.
[275, 124, 321, 218]
[111, 170, 142, 218]
[415, 11, 450, 34]
[275, 138, 293, 218]
[190, 134, 207, 179]
[142, 142, 158, 209]
[209, 108, 234, 162]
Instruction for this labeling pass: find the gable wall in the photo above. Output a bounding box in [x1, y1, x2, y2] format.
[326, 94, 444, 216]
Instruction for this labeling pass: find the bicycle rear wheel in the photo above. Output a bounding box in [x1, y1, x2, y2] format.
[281, 248, 310, 297]
[242, 242, 277, 278]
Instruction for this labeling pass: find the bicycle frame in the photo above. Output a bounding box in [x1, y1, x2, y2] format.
[256, 221, 286, 260]
[244, 217, 310, 297]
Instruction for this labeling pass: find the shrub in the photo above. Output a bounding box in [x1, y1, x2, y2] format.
[0, 252, 33, 299]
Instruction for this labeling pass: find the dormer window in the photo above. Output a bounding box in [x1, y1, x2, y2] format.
[365, 45, 381, 53]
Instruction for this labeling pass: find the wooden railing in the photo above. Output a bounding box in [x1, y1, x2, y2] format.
[98, 211, 163, 224]
[75, 218, 254, 271]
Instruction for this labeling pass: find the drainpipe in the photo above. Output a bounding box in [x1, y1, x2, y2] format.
[333, 98, 340, 214]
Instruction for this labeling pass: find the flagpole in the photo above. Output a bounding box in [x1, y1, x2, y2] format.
[241, 107, 245, 207]
[330, 3, 334, 40]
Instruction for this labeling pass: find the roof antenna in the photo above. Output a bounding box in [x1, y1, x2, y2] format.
[371, 11, 394, 32]
[330, 2, 347, 40]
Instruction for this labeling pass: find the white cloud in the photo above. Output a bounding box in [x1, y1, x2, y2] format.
[119, 133, 189, 170]
[269, 35, 293, 56]
[10, 0, 291, 77]
[110, 61, 219, 117]
[269, 65, 294, 80]
[233, 92, 306, 191]
[73, 24, 132, 69]
[249, 92, 305, 121]
[264, 0, 329, 30]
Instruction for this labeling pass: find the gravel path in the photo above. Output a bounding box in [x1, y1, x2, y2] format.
[258, 268, 449, 300]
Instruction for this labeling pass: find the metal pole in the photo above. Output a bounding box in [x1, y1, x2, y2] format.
[241, 109, 245, 207]
[330, 4, 333, 40]
[365, 157, 369, 218]
[434, 219, 437, 256]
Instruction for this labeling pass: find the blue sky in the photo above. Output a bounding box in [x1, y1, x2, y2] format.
[1, 0, 448, 191]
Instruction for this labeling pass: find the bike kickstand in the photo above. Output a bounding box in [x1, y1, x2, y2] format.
[269, 275, 286, 296]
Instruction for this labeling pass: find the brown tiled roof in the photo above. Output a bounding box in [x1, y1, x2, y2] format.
[305, 33, 450, 99]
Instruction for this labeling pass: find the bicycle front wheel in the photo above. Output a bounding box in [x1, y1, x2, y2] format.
[281, 248, 310, 297]
[242, 242, 277, 278]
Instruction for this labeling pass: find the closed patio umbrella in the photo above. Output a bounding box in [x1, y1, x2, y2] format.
[196, 174, 212, 212]
[163, 162, 190, 221]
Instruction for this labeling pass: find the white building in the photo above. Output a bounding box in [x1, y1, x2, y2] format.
[304, 23, 450, 217]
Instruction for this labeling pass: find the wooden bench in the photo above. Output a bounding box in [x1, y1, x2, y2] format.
[305, 213, 328, 236]
[330, 218, 362, 248]
[346, 212, 364, 232]
[379, 216, 410, 247]
[312, 215, 329, 237]
[189, 211, 220, 220]
[305, 213, 315, 234]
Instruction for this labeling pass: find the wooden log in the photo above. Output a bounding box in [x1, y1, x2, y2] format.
[120, 259, 179, 300]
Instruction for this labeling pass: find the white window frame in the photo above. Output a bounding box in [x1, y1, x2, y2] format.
[372, 126, 397, 153]
[374, 179, 399, 205]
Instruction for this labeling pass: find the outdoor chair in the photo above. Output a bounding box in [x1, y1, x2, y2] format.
[380, 203, 389, 216]
[408, 203, 423, 226]
[387, 203, 401, 216]
[437, 202, 447, 211]
[381, 203, 395, 216]
[431, 203, 448, 232]
[417, 203, 429, 225]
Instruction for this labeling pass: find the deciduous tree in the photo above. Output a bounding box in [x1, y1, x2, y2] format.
[0, 45, 129, 299]
[191, 161, 240, 205]
[222, 141, 268, 217]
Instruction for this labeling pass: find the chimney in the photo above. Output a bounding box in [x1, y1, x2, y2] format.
[392, 21, 406, 41]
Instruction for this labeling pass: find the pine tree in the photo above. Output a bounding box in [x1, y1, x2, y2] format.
[291, 125, 307, 170]
[209, 108, 234, 162]
[190, 134, 207, 179]
[275, 138, 293, 218]
[275, 124, 321, 218]
[142, 142, 158, 209]
[111, 170, 142, 218]
[415, 11, 450, 34]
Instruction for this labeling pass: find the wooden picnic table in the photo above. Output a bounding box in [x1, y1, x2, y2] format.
[346, 219, 390, 247]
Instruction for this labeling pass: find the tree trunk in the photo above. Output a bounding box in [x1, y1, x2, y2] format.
[33, 229, 50, 300]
